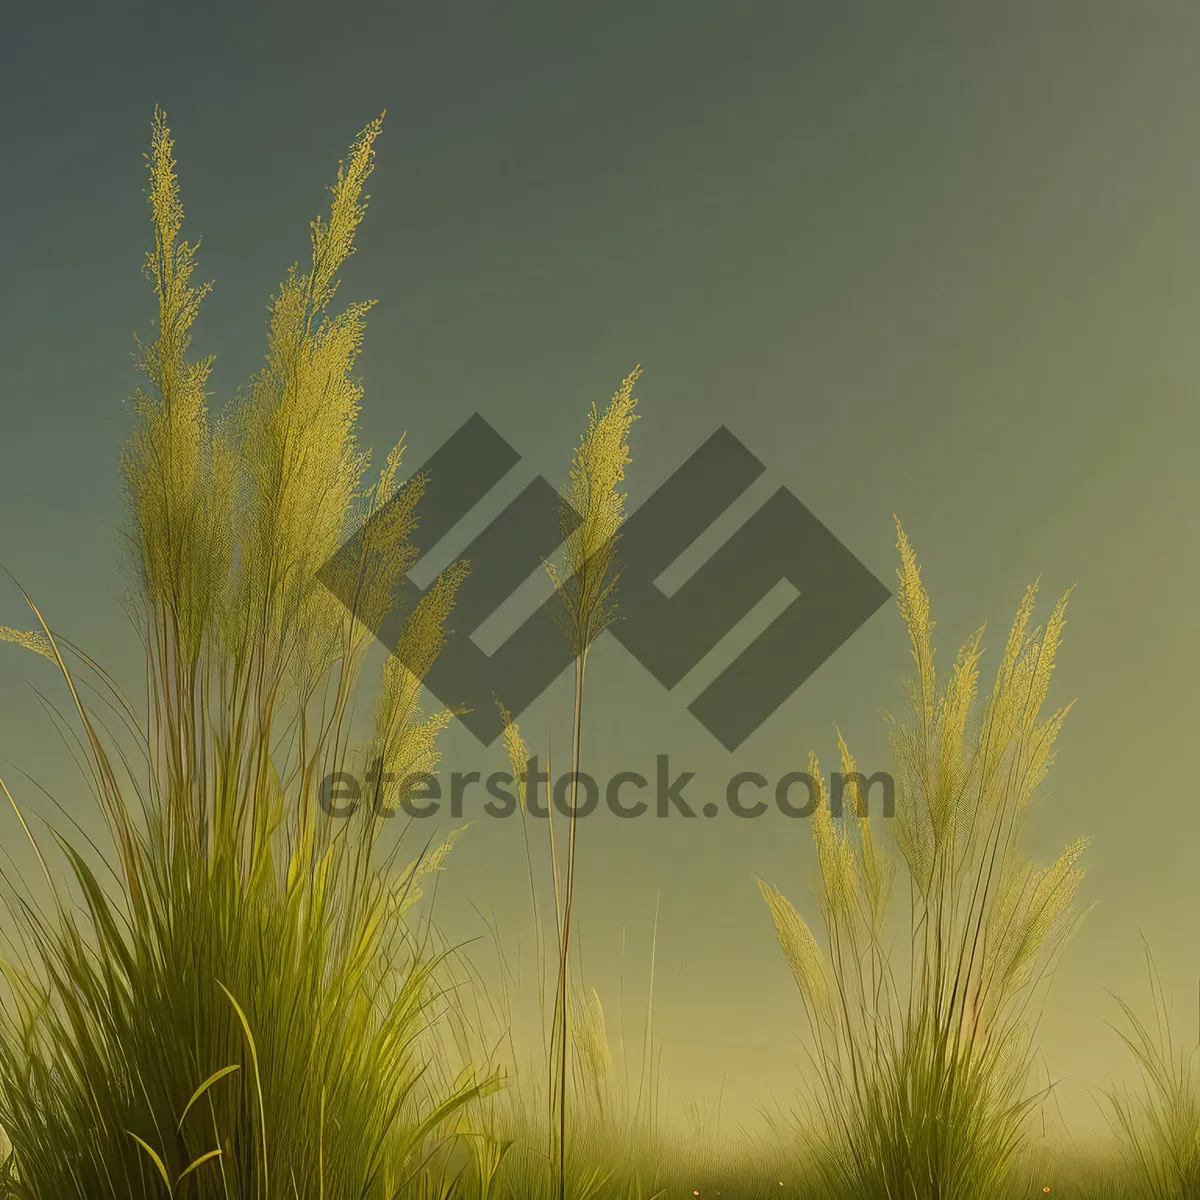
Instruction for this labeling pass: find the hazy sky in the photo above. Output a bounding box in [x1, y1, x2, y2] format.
[3, 0, 1199, 1137]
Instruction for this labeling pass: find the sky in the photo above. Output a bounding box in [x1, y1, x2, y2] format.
[2, 0, 1199, 1139]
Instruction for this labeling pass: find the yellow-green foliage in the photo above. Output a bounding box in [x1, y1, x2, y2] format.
[0, 109, 492, 1198]
[0, 629, 52, 659]
[546, 368, 639, 656]
[761, 518, 1088, 1199]
[1103, 944, 1200, 1199]
[541, 370, 641, 1200]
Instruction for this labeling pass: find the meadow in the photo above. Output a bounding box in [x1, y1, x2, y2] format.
[0, 112, 1196, 1199]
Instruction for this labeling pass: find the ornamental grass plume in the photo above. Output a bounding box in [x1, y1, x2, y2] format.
[0, 109, 493, 1198]
[545, 369, 640, 658]
[759, 518, 1089, 1199]
[0, 629, 53, 660]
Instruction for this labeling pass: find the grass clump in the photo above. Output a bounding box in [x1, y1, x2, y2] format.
[1102, 943, 1200, 1198]
[0, 109, 493, 1197]
[760, 521, 1089, 1199]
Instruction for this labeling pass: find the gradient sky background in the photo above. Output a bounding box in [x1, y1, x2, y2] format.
[2, 0, 1199, 1141]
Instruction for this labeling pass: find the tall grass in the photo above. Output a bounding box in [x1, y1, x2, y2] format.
[540, 373, 639, 1200]
[0, 110, 494, 1197]
[760, 520, 1089, 1199]
[1102, 942, 1200, 1197]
